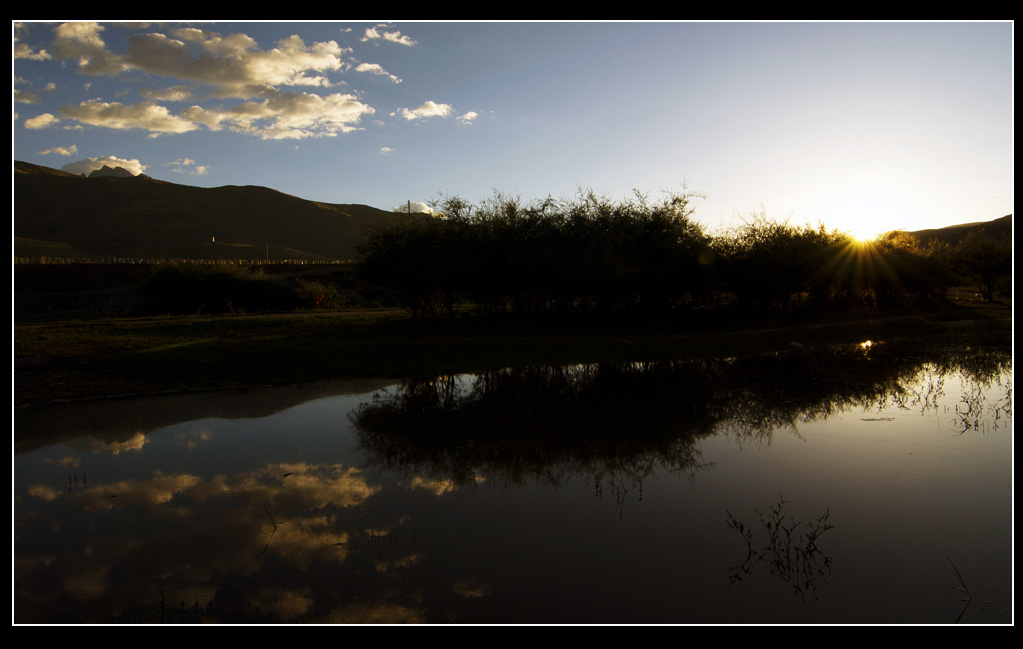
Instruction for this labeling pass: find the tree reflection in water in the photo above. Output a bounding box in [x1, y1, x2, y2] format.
[349, 332, 1010, 616]
[350, 332, 1012, 491]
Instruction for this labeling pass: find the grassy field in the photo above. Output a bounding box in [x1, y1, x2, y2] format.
[13, 286, 1011, 410]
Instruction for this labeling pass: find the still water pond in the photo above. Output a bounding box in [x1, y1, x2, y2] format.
[14, 339, 1012, 624]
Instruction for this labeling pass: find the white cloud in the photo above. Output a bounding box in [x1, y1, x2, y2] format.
[395, 101, 453, 121]
[52, 22, 128, 76]
[24, 113, 60, 129]
[14, 88, 42, 104]
[26, 23, 477, 143]
[355, 62, 402, 84]
[380, 147, 394, 155]
[51, 23, 351, 99]
[180, 91, 375, 140]
[140, 85, 196, 102]
[361, 25, 416, 47]
[13, 23, 52, 61]
[38, 144, 78, 156]
[13, 76, 44, 104]
[169, 158, 209, 175]
[59, 99, 199, 133]
[60, 156, 147, 176]
[13, 41, 52, 61]
[394, 201, 433, 214]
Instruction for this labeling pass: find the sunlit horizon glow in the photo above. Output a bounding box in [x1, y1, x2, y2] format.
[816, 188, 916, 241]
[13, 21, 1013, 235]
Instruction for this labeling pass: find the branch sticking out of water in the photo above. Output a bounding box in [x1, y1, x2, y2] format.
[946, 557, 972, 623]
[262, 503, 278, 531]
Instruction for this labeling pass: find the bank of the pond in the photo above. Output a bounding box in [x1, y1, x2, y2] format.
[13, 298, 1011, 416]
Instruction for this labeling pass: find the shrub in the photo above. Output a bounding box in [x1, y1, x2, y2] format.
[295, 278, 345, 310]
[136, 263, 304, 315]
[355, 187, 710, 318]
[952, 230, 1012, 301]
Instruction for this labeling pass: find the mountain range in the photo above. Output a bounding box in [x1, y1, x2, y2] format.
[13, 160, 426, 262]
[84, 165, 138, 179]
[13, 160, 1011, 262]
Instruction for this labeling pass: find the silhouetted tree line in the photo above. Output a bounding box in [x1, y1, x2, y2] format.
[356, 189, 1012, 319]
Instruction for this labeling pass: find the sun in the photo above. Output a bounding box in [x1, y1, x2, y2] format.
[813, 188, 912, 243]
[847, 226, 883, 244]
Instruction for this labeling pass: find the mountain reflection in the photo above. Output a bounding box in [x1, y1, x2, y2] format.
[350, 336, 1012, 488]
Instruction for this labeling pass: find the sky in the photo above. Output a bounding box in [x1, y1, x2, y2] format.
[12, 20, 1014, 240]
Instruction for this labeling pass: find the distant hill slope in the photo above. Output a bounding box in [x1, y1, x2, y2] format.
[13, 160, 425, 261]
[907, 214, 1012, 246]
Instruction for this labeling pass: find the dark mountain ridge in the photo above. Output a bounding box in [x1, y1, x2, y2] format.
[13, 160, 1011, 261]
[86, 165, 137, 178]
[13, 160, 426, 261]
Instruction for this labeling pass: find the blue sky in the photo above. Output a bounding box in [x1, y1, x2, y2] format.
[13, 21, 1013, 239]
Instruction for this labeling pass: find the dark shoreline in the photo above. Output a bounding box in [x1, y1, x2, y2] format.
[14, 293, 1011, 416]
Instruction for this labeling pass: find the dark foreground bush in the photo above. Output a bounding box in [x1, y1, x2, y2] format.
[136, 264, 306, 315]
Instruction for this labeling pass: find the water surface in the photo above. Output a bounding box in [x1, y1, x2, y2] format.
[13, 338, 1012, 623]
